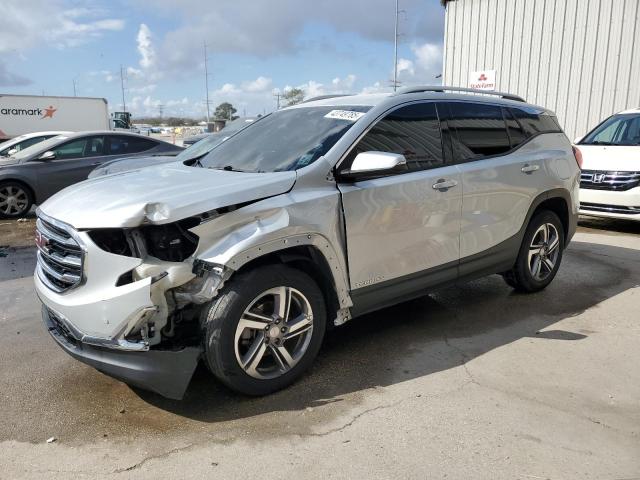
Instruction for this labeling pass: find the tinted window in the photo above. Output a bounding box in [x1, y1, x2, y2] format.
[126, 137, 157, 153]
[14, 135, 52, 153]
[580, 114, 640, 146]
[345, 102, 444, 172]
[107, 136, 156, 155]
[446, 102, 511, 161]
[509, 107, 562, 136]
[503, 108, 528, 148]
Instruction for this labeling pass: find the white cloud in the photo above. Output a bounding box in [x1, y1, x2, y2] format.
[395, 42, 443, 85]
[396, 58, 415, 77]
[130, 84, 157, 94]
[137, 24, 156, 70]
[242, 76, 272, 93]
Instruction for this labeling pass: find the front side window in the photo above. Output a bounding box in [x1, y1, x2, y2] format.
[199, 106, 371, 172]
[445, 102, 511, 161]
[580, 114, 640, 146]
[343, 102, 444, 172]
[53, 139, 87, 159]
[53, 136, 104, 159]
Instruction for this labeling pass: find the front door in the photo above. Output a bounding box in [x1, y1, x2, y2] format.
[34, 135, 105, 200]
[337, 102, 462, 313]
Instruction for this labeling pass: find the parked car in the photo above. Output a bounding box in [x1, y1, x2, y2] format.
[183, 117, 257, 147]
[576, 108, 640, 221]
[88, 122, 258, 178]
[0, 131, 182, 218]
[34, 87, 579, 399]
[0, 131, 71, 157]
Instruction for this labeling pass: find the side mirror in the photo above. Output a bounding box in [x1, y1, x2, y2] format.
[38, 150, 56, 160]
[7, 148, 18, 156]
[340, 151, 407, 180]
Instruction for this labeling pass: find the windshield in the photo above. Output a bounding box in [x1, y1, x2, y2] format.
[580, 114, 640, 146]
[177, 119, 256, 161]
[199, 106, 370, 172]
[11, 135, 69, 159]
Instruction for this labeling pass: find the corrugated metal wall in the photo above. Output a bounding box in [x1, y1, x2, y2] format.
[443, 0, 640, 139]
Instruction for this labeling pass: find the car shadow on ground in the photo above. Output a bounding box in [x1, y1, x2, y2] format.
[578, 215, 640, 235]
[134, 240, 637, 422]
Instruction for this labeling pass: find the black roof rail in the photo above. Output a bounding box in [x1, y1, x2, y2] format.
[395, 85, 526, 103]
[301, 94, 354, 104]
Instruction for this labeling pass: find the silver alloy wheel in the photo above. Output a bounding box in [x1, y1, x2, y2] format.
[528, 223, 560, 281]
[0, 185, 29, 216]
[234, 286, 314, 380]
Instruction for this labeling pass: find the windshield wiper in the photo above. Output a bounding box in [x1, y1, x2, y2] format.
[210, 165, 251, 172]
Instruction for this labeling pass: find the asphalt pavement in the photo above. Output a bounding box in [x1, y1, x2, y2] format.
[0, 215, 638, 479]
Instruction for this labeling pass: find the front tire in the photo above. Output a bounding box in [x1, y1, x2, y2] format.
[0, 181, 33, 219]
[202, 264, 327, 395]
[503, 210, 564, 293]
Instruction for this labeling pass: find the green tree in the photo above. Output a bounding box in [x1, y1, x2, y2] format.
[282, 88, 304, 107]
[214, 102, 238, 120]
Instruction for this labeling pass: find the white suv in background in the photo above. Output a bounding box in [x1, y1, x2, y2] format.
[34, 87, 580, 399]
[577, 108, 640, 221]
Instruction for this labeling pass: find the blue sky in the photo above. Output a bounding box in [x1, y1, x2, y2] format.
[2, 0, 446, 118]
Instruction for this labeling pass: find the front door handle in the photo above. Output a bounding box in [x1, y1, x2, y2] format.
[432, 179, 458, 191]
[521, 164, 540, 174]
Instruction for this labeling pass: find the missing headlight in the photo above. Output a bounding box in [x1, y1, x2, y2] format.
[140, 218, 200, 262]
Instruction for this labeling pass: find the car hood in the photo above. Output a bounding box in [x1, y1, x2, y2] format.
[0, 156, 21, 167]
[578, 145, 640, 171]
[40, 163, 297, 229]
[89, 155, 177, 177]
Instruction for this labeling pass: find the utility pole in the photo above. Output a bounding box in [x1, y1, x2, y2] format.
[273, 92, 281, 110]
[72, 78, 77, 97]
[393, 0, 399, 92]
[158, 104, 165, 118]
[204, 42, 211, 123]
[120, 65, 127, 112]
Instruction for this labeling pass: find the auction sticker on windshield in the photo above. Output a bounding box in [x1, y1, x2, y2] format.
[324, 110, 366, 121]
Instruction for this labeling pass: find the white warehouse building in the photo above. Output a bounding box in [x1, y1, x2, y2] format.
[441, 0, 640, 140]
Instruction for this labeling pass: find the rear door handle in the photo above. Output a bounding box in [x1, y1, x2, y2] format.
[521, 164, 540, 174]
[432, 179, 458, 191]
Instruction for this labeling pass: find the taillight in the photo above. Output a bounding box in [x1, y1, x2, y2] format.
[572, 146, 583, 169]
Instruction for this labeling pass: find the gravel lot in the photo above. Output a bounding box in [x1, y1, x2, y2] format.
[0, 215, 638, 479]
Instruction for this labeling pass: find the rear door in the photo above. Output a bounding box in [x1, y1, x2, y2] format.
[338, 102, 462, 312]
[35, 135, 105, 199]
[441, 102, 554, 270]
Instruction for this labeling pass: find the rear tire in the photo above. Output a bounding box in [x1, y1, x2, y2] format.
[502, 210, 564, 293]
[0, 181, 33, 219]
[202, 264, 326, 396]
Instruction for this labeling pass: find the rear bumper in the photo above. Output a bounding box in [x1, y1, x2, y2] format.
[43, 306, 201, 400]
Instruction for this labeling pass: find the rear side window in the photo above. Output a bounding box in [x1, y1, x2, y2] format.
[508, 107, 563, 136]
[503, 108, 528, 148]
[345, 102, 444, 172]
[445, 102, 511, 161]
[107, 136, 156, 155]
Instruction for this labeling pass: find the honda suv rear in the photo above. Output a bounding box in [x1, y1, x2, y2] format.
[34, 87, 580, 399]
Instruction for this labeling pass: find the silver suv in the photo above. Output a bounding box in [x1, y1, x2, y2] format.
[35, 87, 580, 399]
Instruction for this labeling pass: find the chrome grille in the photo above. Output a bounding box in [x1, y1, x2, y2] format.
[35, 216, 83, 293]
[580, 170, 640, 191]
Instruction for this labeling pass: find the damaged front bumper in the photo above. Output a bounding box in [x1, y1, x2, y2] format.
[42, 306, 201, 399]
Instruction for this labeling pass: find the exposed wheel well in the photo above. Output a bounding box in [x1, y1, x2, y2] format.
[533, 196, 569, 240]
[233, 246, 341, 329]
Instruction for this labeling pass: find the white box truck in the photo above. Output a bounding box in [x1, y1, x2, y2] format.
[0, 94, 120, 140]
